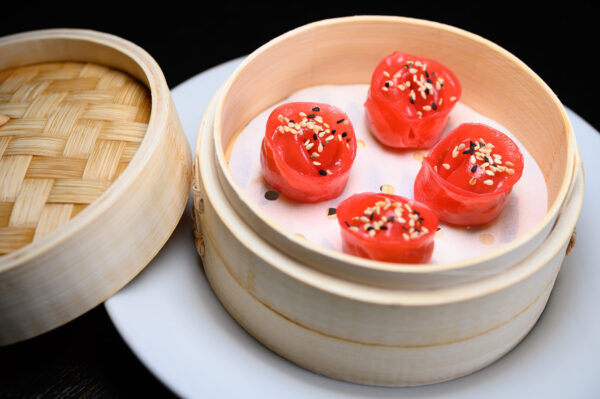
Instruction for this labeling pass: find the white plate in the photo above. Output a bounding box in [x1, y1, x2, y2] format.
[105, 57, 600, 398]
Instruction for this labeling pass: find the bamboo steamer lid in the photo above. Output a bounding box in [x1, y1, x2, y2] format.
[0, 29, 191, 345]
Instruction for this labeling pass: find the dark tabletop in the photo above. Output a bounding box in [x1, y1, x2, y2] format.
[1, 3, 597, 398]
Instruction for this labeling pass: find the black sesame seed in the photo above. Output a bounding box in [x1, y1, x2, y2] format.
[318, 170, 327, 176]
[426, 78, 433, 84]
[419, 217, 424, 222]
[367, 226, 374, 231]
[484, 156, 490, 163]
[388, 216, 395, 223]
[312, 107, 320, 112]
[425, 71, 430, 78]
[289, 120, 294, 124]
[313, 133, 318, 140]
[342, 132, 347, 137]
[331, 129, 336, 134]
[346, 138, 351, 143]
[328, 208, 336, 216]
[344, 221, 350, 227]
[471, 165, 478, 172]
[307, 113, 315, 118]
[480, 141, 486, 147]
[425, 88, 430, 95]
[431, 102, 437, 110]
[385, 81, 390, 87]
[437, 227, 441, 231]
[470, 141, 476, 148]
[337, 119, 345, 124]
[264, 190, 279, 201]
[410, 97, 415, 104]
[404, 65, 409, 69]
[380, 226, 388, 230]
[401, 226, 409, 231]
[369, 213, 375, 220]
[463, 149, 474, 155]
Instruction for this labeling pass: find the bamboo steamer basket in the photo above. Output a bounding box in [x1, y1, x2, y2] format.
[192, 16, 584, 386]
[0, 29, 192, 345]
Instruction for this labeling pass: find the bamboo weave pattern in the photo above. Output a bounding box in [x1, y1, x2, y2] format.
[0, 62, 150, 255]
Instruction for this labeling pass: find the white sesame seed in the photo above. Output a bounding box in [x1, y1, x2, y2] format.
[318, 143, 323, 152]
[312, 161, 321, 166]
[506, 168, 515, 175]
[483, 179, 494, 186]
[299, 112, 306, 117]
[505, 161, 514, 167]
[486, 170, 495, 176]
[469, 177, 477, 185]
[422, 105, 432, 111]
[310, 152, 319, 158]
[368, 229, 376, 238]
[277, 114, 284, 123]
[305, 143, 314, 150]
[450, 96, 457, 101]
[409, 67, 418, 74]
[383, 70, 390, 77]
[349, 226, 359, 232]
[442, 163, 451, 170]
[382, 86, 389, 91]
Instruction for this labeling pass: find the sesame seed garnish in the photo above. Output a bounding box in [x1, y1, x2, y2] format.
[318, 169, 327, 176]
[483, 179, 494, 186]
[383, 70, 390, 77]
[305, 142, 314, 150]
[442, 163, 450, 170]
[450, 96, 457, 102]
[313, 161, 321, 166]
[337, 119, 345, 124]
[422, 105, 432, 111]
[505, 161, 514, 167]
[471, 164, 478, 173]
[381, 86, 389, 92]
[506, 168, 515, 175]
[469, 177, 477, 185]
[312, 107, 320, 112]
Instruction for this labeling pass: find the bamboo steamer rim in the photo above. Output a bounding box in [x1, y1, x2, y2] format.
[198, 86, 584, 305]
[0, 28, 169, 272]
[210, 15, 576, 276]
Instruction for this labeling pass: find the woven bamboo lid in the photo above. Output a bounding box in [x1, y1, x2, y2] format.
[0, 61, 151, 253]
[0, 29, 191, 345]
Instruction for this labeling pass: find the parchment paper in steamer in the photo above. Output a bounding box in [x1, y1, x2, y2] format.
[228, 85, 547, 264]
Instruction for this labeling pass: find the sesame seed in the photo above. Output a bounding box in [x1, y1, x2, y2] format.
[318, 143, 323, 152]
[349, 226, 359, 232]
[310, 152, 319, 158]
[450, 96, 457, 101]
[313, 161, 321, 166]
[505, 161, 514, 167]
[277, 114, 284, 122]
[318, 170, 327, 176]
[299, 112, 307, 117]
[326, 169, 332, 175]
[409, 67, 418, 74]
[383, 70, 390, 77]
[506, 168, 515, 175]
[469, 177, 477, 185]
[486, 170, 495, 176]
[337, 119, 345, 124]
[382, 86, 389, 92]
[442, 163, 450, 170]
[312, 107, 320, 112]
[431, 102, 438, 110]
[305, 143, 314, 150]
[422, 105, 432, 111]
[483, 179, 494, 185]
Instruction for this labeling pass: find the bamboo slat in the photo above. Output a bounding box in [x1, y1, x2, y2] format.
[0, 61, 151, 254]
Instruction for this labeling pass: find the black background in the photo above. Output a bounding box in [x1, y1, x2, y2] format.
[1, 2, 597, 398]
